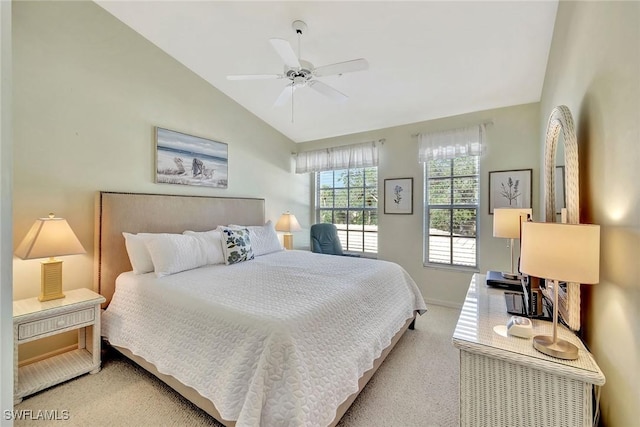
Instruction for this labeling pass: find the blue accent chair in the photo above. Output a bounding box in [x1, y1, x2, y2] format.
[310, 223, 359, 257]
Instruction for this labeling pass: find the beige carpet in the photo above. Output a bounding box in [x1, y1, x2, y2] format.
[14, 305, 461, 427]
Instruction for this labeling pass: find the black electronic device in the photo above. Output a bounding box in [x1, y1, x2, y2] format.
[494, 211, 552, 319]
[504, 275, 551, 320]
[485, 270, 522, 291]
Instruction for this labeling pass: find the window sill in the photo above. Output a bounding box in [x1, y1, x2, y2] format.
[423, 263, 479, 274]
[346, 252, 377, 259]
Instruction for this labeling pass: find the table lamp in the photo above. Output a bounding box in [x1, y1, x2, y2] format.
[14, 213, 86, 302]
[520, 221, 600, 360]
[275, 211, 302, 250]
[493, 208, 532, 279]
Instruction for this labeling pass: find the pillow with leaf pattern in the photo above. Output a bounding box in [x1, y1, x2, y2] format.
[219, 227, 254, 265]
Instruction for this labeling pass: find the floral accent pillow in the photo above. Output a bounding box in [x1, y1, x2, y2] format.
[220, 227, 254, 265]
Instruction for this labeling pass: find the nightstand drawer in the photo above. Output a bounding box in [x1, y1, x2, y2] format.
[18, 308, 95, 340]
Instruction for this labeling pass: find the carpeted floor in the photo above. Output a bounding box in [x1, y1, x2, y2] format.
[14, 304, 461, 427]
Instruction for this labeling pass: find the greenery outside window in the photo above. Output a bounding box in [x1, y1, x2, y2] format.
[424, 156, 479, 268]
[316, 167, 378, 254]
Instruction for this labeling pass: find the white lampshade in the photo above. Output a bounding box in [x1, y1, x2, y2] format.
[493, 208, 532, 239]
[15, 214, 85, 302]
[275, 212, 302, 233]
[521, 221, 600, 360]
[520, 221, 600, 285]
[15, 214, 86, 260]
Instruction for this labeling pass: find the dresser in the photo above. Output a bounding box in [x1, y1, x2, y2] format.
[14, 288, 106, 404]
[452, 274, 605, 427]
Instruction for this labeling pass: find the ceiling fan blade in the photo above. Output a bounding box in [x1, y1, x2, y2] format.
[227, 74, 283, 81]
[314, 58, 369, 77]
[308, 80, 348, 103]
[274, 84, 297, 107]
[270, 38, 301, 69]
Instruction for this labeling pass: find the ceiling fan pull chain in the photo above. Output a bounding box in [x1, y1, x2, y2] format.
[291, 84, 295, 123]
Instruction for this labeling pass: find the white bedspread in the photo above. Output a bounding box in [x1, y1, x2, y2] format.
[102, 250, 426, 427]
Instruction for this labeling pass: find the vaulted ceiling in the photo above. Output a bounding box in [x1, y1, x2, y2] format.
[96, 1, 558, 142]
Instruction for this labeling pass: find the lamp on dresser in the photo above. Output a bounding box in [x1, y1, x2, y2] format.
[275, 211, 302, 250]
[14, 213, 86, 301]
[492, 207, 532, 279]
[520, 221, 600, 360]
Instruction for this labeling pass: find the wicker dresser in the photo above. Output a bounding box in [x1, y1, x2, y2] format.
[452, 274, 605, 427]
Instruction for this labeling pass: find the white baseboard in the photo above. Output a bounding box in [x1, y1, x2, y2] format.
[424, 298, 463, 310]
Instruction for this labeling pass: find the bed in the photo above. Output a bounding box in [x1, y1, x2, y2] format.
[95, 191, 426, 427]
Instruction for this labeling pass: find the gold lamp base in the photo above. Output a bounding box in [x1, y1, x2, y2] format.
[533, 335, 579, 360]
[39, 258, 66, 302]
[283, 234, 293, 250]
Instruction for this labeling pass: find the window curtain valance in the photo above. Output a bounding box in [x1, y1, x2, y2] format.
[418, 124, 486, 162]
[295, 141, 379, 173]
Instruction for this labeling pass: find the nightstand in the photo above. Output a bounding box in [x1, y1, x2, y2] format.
[13, 288, 106, 404]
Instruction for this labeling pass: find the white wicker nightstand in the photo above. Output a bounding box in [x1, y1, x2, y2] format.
[13, 288, 106, 404]
[452, 274, 605, 427]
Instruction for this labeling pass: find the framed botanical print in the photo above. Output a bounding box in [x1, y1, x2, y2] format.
[384, 178, 413, 214]
[488, 169, 532, 214]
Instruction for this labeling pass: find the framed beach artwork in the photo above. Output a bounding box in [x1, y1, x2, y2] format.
[384, 178, 413, 214]
[488, 169, 532, 214]
[155, 127, 228, 189]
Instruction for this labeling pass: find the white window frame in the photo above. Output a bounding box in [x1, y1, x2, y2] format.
[315, 167, 378, 255]
[423, 156, 479, 270]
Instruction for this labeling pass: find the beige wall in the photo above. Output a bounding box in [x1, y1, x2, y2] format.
[1, 0, 14, 418]
[12, 2, 308, 358]
[299, 102, 541, 306]
[539, 1, 640, 425]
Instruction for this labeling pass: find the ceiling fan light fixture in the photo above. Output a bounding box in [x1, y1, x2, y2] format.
[227, 19, 368, 109]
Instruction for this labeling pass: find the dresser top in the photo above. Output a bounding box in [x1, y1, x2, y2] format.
[453, 274, 605, 385]
[14, 288, 105, 319]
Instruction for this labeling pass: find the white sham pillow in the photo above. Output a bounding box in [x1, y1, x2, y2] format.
[228, 220, 283, 256]
[122, 232, 161, 274]
[183, 229, 225, 265]
[145, 234, 208, 277]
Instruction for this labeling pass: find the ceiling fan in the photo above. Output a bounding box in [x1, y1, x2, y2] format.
[227, 20, 369, 108]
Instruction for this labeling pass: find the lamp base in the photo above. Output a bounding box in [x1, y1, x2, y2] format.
[532, 335, 579, 360]
[39, 259, 66, 302]
[282, 234, 293, 250]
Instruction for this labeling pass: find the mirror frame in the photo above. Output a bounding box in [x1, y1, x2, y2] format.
[543, 105, 581, 331]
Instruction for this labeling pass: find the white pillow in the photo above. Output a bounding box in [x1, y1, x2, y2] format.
[122, 232, 160, 274]
[145, 234, 207, 277]
[228, 220, 283, 256]
[183, 229, 224, 265]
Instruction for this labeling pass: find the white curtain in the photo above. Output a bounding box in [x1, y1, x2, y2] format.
[418, 124, 485, 162]
[295, 141, 379, 173]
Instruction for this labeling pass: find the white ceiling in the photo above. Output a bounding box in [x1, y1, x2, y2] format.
[96, 1, 558, 143]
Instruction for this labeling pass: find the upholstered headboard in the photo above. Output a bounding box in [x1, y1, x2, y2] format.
[94, 191, 265, 305]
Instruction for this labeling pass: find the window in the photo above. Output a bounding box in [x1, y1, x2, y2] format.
[424, 156, 479, 268]
[316, 167, 378, 254]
